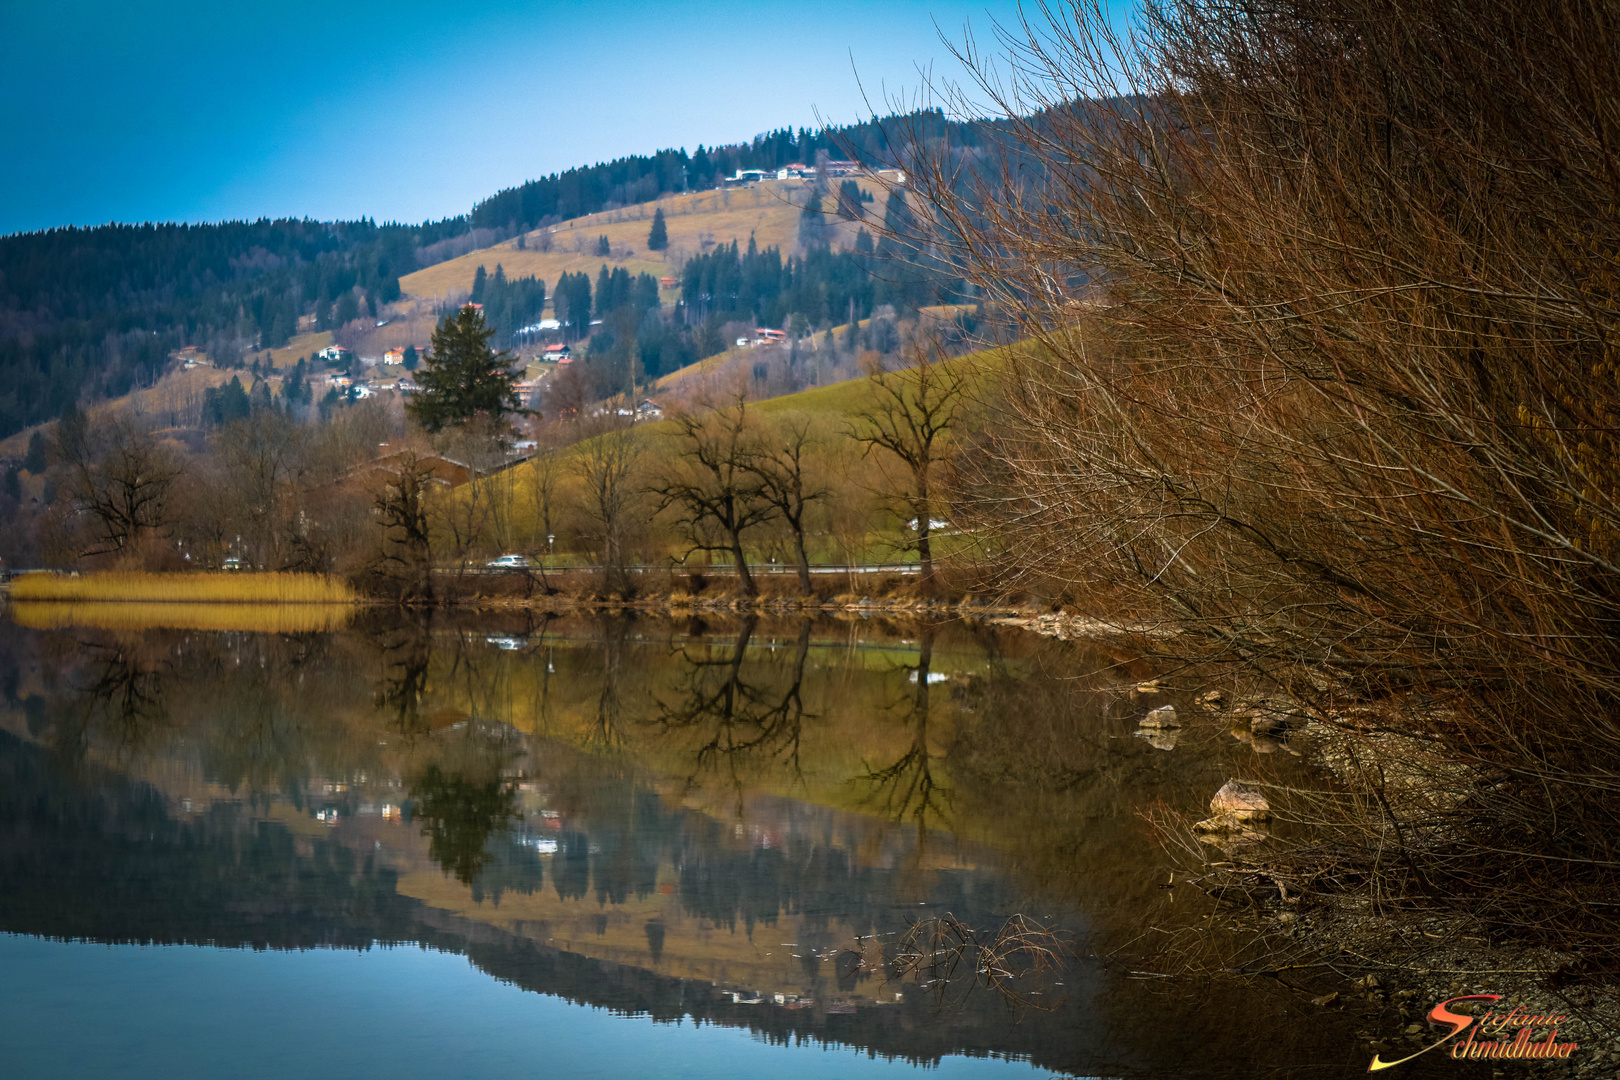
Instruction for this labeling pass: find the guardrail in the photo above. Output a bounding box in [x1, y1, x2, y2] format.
[437, 563, 922, 577]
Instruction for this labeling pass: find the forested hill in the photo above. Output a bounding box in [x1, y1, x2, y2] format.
[0, 217, 463, 439]
[467, 109, 1004, 232]
[0, 108, 1004, 442]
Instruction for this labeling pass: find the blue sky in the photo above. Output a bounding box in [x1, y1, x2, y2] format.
[1, 1, 1137, 235]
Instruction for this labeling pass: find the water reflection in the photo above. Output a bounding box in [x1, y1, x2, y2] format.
[859, 626, 948, 829]
[653, 617, 812, 801]
[0, 612, 1425, 1079]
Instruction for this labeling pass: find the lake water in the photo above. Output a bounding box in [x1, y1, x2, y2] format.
[0, 610, 1440, 1078]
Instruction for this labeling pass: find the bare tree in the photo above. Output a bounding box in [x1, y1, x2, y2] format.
[742, 412, 830, 593]
[375, 452, 435, 603]
[216, 409, 295, 569]
[434, 417, 508, 569]
[55, 412, 184, 558]
[574, 422, 643, 595]
[526, 447, 563, 588]
[847, 346, 968, 587]
[651, 398, 776, 597]
[902, 0, 1620, 955]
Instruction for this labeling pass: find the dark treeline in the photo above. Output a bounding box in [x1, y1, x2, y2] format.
[467, 110, 1004, 233]
[0, 217, 461, 439]
[682, 216, 941, 330]
[0, 107, 1008, 444]
[471, 264, 548, 345]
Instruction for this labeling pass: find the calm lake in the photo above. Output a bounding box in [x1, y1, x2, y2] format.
[0, 609, 1440, 1078]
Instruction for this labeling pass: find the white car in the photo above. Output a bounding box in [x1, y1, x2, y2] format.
[486, 554, 531, 570]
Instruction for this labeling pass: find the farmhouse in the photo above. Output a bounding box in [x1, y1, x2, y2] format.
[542, 344, 572, 364]
[383, 348, 404, 366]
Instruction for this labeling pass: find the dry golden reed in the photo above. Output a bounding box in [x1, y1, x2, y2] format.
[8, 571, 359, 605]
[7, 601, 355, 634]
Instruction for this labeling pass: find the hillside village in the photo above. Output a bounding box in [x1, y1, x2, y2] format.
[0, 166, 931, 469]
[0, 154, 979, 579]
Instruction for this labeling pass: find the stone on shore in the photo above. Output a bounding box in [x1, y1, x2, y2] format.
[1139, 704, 1180, 729]
[1209, 780, 1270, 821]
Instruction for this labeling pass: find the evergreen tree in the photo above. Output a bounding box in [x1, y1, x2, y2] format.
[647, 207, 668, 251]
[596, 234, 611, 256]
[555, 272, 593, 341]
[798, 194, 828, 249]
[471, 265, 488, 303]
[3, 467, 20, 503]
[24, 432, 47, 474]
[879, 190, 914, 250]
[403, 345, 418, 371]
[204, 376, 252, 426]
[407, 305, 521, 434]
[334, 290, 360, 327]
[837, 179, 867, 219]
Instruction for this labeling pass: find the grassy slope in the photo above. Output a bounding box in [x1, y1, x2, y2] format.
[399, 178, 886, 306]
[484, 348, 1005, 565]
[652, 305, 978, 394]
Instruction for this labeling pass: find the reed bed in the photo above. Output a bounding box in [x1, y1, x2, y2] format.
[6, 601, 356, 634]
[7, 571, 359, 605]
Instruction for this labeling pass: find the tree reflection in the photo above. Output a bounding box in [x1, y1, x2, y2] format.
[651, 617, 814, 805]
[587, 616, 631, 753]
[859, 627, 951, 830]
[373, 615, 433, 740]
[408, 763, 519, 887]
[48, 639, 171, 761]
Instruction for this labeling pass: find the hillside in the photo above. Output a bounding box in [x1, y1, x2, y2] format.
[0, 107, 986, 445]
[461, 346, 1002, 570]
[401, 177, 889, 307]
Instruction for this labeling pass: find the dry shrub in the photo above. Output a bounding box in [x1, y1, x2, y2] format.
[913, 0, 1620, 953]
[889, 913, 1072, 1009]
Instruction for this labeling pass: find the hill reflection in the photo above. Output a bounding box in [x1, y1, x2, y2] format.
[0, 612, 1396, 1079]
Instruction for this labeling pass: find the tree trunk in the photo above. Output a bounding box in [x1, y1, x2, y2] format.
[731, 531, 756, 597]
[791, 518, 813, 594]
[915, 480, 934, 588]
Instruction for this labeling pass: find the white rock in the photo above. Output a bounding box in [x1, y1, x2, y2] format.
[1139, 704, 1180, 729]
[1210, 780, 1270, 821]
